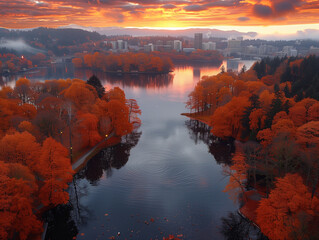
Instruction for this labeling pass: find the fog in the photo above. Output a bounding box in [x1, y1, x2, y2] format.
[0, 39, 45, 54]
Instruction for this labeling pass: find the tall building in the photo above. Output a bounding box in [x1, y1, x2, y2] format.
[173, 40, 183, 52]
[194, 33, 203, 49]
[226, 37, 242, 55]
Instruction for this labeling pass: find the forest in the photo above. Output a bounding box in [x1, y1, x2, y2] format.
[186, 55, 319, 240]
[72, 52, 174, 73]
[0, 75, 141, 239]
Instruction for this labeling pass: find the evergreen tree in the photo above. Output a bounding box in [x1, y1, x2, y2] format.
[86, 75, 105, 98]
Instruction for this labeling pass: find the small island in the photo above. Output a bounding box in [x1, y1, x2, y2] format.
[72, 52, 174, 74]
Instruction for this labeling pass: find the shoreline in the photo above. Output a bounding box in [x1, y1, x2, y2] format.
[182, 111, 264, 235]
[180, 111, 212, 126]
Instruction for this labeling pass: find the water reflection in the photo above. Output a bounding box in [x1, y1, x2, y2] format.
[185, 119, 234, 164]
[43, 203, 79, 240]
[2, 62, 262, 239]
[77, 130, 142, 184]
[45, 130, 141, 240]
[220, 212, 268, 240]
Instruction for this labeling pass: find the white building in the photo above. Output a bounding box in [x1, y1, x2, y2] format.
[110, 40, 128, 51]
[144, 43, 154, 52]
[202, 42, 216, 51]
[173, 40, 183, 52]
[283, 46, 298, 57]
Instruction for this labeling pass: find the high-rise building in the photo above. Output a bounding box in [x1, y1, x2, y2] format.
[194, 33, 203, 49]
[173, 40, 183, 52]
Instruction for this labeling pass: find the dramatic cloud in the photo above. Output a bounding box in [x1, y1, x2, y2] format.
[253, 4, 273, 17]
[0, 0, 318, 29]
[274, 1, 295, 14]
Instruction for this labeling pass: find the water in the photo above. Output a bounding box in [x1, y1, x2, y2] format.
[3, 60, 258, 239]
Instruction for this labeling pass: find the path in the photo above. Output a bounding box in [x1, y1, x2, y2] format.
[72, 132, 115, 170]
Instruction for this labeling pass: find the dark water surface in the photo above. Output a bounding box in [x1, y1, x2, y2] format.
[3, 61, 258, 239]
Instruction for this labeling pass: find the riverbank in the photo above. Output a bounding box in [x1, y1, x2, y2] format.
[181, 111, 265, 233]
[181, 111, 212, 126]
[40, 133, 121, 240]
[71, 132, 121, 172]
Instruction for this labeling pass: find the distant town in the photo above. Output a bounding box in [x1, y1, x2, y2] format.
[106, 32, 319, 59]
[1, 27, 319, 75]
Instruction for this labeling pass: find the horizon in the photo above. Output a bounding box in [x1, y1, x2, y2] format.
[2, 23, 319, 41]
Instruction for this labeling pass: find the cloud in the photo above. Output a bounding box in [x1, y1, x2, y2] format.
[253, 4, 273, 17]
[161, 4, 176, 9]
[110, 13, 125, 23]
[184, 4, 207, 11]
[0, 0, 318, 29]
[237, 17, 250, 21]
[253, 0, 301, 19]
[274, 1, 295, 14]
[204, 0, 239, 7]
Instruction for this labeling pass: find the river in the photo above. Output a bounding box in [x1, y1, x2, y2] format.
[3, 60, 260, 239]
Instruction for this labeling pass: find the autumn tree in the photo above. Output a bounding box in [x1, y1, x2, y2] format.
[224, 147, 249, 203]
[256, 174, 319, 240]
[38, 138, 73, 207]
[211, 96, 250, 139]
[107, 100, 133, 136]
[76, 112, 102, 148]
[0, 131, 41, 172]
[0, 161, 42, 240]
[127, 98, 142, 128]
[14, 78, 36, 104]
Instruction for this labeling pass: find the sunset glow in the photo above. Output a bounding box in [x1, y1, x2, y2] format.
[1, 0, 319, 36]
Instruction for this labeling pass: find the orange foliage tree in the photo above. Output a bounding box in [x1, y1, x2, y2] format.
[256, 174, 319, 240]
[223, 148, 249, 203]
[0, 76, 140, 239]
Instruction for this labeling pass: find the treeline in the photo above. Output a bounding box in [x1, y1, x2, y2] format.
[186, 55, 319, 239]
[72, 52, 174, 73]
[0, 53, 42, 73]
[0, 27, 105, 56]
[0, 75, 141, 239]
[155, 49, 223, 65]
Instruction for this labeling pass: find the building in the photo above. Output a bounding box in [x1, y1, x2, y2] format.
[173, 40, 183, 52]
[202, 42, 216, 51]
[258, 44, 278, 56]
[183, 48, 196, 53]
[194, 33, 203, 49]
[110, 40, 128, 51]
[309, 46, 319, 56]
[227, 37, 242, 55]
[117, 40, 128, 51]
[244, 45, 258, 55]
[283, 46, 298, 57]
[144, 43, 154, 52]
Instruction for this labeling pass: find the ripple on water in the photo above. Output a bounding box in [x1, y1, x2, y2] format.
[97, 148, 203, 206]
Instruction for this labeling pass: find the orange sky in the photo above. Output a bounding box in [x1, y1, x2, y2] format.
[1, 0, 319, 34]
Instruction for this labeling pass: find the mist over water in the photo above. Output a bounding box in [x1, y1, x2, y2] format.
[0, 39, 45, 54]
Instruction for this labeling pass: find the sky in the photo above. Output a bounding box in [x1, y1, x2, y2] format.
[1, 0, 319, 37]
